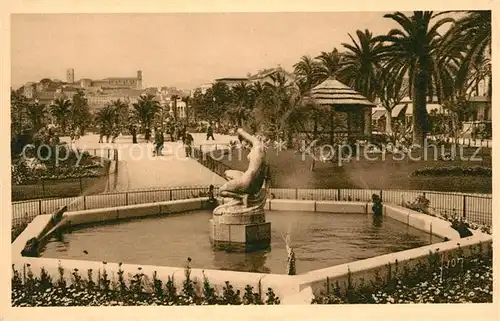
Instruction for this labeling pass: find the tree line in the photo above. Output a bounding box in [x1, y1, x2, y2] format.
[11, 11, 491, 153]
[191, 11, 491, 145]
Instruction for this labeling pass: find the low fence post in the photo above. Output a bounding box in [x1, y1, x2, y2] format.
[463, 195, 467, 219]
[337, 189, 341, 201]
[83, 196, 87, 210]
[38, 199, 42, 216]
[169, 190, 173, 201]
[380, 190, 383, 202]
[107, 149, 110, 159]
[295, 188, 298, 199]
[126, 192, 129, 206]
[42, 180, 45, 198]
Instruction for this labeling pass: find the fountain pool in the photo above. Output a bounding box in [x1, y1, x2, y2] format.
[40, 210, 441, 274]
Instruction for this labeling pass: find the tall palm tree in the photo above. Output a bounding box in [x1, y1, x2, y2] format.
[132, 94, 161, 141]
[293, 55, 321, 94]
[25, 101, 47, 133]
[375, 11, 454, 145]
[315, 48, 343, 84]
[50, 98, 72, 135]
[442, 11, 491, 97]
[340, 29, 385, 102]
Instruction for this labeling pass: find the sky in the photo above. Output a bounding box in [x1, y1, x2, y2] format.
[12, 12, 427, 90]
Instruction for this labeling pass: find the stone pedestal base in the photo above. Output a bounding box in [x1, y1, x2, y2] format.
[210, 210, 271, 252]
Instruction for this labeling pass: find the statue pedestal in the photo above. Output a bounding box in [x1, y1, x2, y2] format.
[210, 207, 271, 252]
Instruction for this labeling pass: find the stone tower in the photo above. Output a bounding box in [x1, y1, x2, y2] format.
[66, 68, 75, 84]
[136, 70, 142, 89]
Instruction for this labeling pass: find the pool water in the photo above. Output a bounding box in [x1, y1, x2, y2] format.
[41, 210, 441, 274]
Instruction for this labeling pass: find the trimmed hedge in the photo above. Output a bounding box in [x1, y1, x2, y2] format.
[412, 166, 491, 177]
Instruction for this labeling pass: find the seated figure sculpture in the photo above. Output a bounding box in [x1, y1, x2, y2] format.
[214, 128, 267, 214]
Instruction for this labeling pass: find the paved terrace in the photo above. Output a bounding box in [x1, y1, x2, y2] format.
[61, 133, 238, 191]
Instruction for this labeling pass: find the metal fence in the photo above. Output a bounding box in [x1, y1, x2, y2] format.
[192, 146, 232, 179]
[12, 186, 491, 228]
[11, 185, 218, 227]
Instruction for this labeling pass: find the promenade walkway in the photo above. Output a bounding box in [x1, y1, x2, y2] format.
[63, 134, 234, 191]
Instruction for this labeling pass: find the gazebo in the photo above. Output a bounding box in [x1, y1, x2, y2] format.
[309, 77, 376, 143]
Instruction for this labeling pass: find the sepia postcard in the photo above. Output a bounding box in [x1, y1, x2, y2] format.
[1, 1, 498, 321]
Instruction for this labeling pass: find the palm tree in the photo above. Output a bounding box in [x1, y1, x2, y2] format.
[375, 11, 454, 145]
[293, 55, 321, 94]
[442, 11, 491, 97]
[230, 81, 253, 126]
[94, 105, 116, 143]
[315, 48, 343, 84]
[340, 29, 385, 102]
[132, 94, 161, 141]
[110, 99, 129, 142]
[262, 73, 298, 141]
[25, 101, 47, 133]
[50, 98, 72, 135]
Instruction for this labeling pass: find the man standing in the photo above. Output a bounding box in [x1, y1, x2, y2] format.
[206, 123, 215, 141]
[184, 131, 194, 158]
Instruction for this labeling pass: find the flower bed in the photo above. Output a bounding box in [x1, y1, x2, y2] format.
[312, 243, 492, 304]
[12, 259, 281, 306]
[411, 166, 491, 177]
[402, 194, 492, 236]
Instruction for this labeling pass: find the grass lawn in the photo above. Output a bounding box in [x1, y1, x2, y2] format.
[213, 146, 492, 193]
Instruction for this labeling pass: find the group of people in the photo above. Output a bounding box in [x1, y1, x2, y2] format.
[153, 125, 194, 157]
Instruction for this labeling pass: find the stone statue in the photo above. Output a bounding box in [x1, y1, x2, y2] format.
[213, 128, 268, 215]
[210, 129, 271, 251]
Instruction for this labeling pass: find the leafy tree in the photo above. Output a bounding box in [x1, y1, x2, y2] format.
[374, 65, 409, 133]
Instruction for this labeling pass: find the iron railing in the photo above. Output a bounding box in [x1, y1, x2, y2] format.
[12, 186, 491, 228]
[192, 145, 232, 179]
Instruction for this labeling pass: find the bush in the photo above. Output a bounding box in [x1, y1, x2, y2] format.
[312, 243, 493, 304]
[12, 259, 280, 306]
